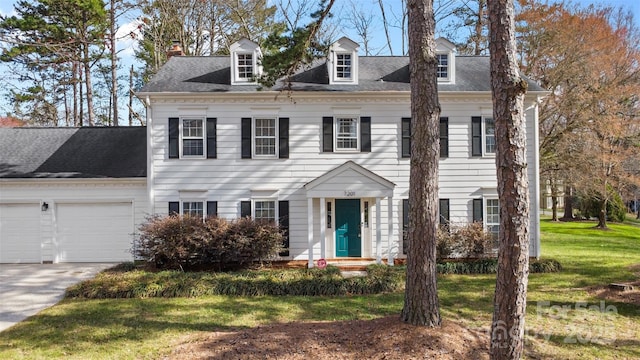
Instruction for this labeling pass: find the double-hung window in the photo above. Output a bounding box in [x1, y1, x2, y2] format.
[241, 117, 288, 159]
[254, 200, 276, 223]
[182, 201, 204, 217]
[168, 117, 216, 159]
[182, 119, 204, 157]
[336, 117, 358, 150]
[336, 53, 352, 79]
[322, 116, 370, 153]
[485, 198, 500, 239]
[254, 118, 277, 157]
[472, 116, 496, 156]
[484, 117, 496, 154]
[437, 54, 449, 79]
[237, 53, 253, 79]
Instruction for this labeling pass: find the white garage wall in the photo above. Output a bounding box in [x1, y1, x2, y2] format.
[0, 178, 147, 263]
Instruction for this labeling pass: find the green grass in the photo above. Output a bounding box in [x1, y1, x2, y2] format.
[0, 219, 638, 359]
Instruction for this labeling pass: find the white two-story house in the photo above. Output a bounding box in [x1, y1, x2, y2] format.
[0, 37, 544, 264]
[137, 37, 545, 266]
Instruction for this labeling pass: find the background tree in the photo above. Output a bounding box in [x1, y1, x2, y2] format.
[400, 0, 441, 327]
[135, 0, 279, 82]
[0, 0, 108, 126]
[442, 0, 488, 55]
[487, 0, 530, 358]
[518, 1, 640, 227]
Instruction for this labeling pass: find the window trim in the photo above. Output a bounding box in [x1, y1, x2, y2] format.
[252, 117, 278, 158]
[334, 116, 360, 152]
[180, 118, 205, 158]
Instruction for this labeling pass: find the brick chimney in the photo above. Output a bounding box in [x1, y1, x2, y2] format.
[167, 40, 184, 59]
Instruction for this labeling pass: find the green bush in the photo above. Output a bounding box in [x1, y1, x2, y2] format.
[435, 258, 562, 274]
[66, 259, 560, 299]
[577, 190, 627, 222]
[136, 215, 283, 271]
[65, 265, 402, 299]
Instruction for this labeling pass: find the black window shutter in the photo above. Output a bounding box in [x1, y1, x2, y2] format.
[206, 118, 217, 159]
[401, 117, 411, 158]
[403, 199, 409, 255]
[168, 118, 179, 159]
[439, 198, 450, 226]
[240, 201, 251, 217]
[278, 200, 290, 256]
[241, 117, 252, 158]
[207, 201, 218, 217]
[279, 117, 289, 159]
[472, 116, 482, 156]
[322, 116, 333, 152]
[439, 117, 449, 158]
[360, 116, 371, 152]
[473, 198, 483, 222]
[169, 201, 180, 216]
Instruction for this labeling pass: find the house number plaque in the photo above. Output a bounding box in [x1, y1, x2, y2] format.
[344, 190, 356, 197]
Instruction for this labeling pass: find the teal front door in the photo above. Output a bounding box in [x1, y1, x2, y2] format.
[335, 199, 361, 257]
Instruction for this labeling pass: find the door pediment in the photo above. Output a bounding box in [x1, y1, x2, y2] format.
[304, 161, 395, 198]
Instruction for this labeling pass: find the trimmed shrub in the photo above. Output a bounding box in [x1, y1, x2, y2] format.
[136, 215, 283, 271]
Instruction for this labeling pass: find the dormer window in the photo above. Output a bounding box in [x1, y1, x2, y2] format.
[437, 54, 449, 79]
[336, 54, 352, 79]
[435, 37, 456, 84]
[237, 53, 254, 79]
[328, 37, 359, 85]
[230, 38, 262, 85]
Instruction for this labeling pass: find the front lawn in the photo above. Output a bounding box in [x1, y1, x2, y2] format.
[0, 219, 638, 359]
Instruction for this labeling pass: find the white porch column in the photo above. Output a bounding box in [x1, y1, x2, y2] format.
[319, 197, 326, 259]
[308, 197, 314, 268]
[387, 196, 394, 266]
[375, 197, 382, 264]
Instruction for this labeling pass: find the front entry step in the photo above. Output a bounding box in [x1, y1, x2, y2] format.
[326, 258, 378, 271]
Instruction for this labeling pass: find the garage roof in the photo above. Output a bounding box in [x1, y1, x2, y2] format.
[0, 127, 146, 178]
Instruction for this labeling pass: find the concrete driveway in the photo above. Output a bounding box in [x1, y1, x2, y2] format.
[0, 263, 113, 332]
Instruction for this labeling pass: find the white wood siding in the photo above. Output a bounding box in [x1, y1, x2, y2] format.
[149, 95, 541, 260]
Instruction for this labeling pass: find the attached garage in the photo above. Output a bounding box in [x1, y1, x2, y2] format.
[0, 127, 148, 264]
[0, 203, 41, 263]
[56, 202, 134, 263]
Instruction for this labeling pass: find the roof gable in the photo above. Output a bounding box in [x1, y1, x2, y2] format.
[304, 161, 395, 198]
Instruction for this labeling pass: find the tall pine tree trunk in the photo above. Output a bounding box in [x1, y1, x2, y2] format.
[488, 0, 530, 358]
[401, 0, 441, 327]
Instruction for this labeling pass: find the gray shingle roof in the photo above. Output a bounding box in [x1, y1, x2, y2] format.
[0, 127, 146, 178]
[139, 55, 545, 93]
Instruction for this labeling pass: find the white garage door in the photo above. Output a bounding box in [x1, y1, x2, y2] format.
[56, 202, 134, 262]
[0, 203, 41, 263]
